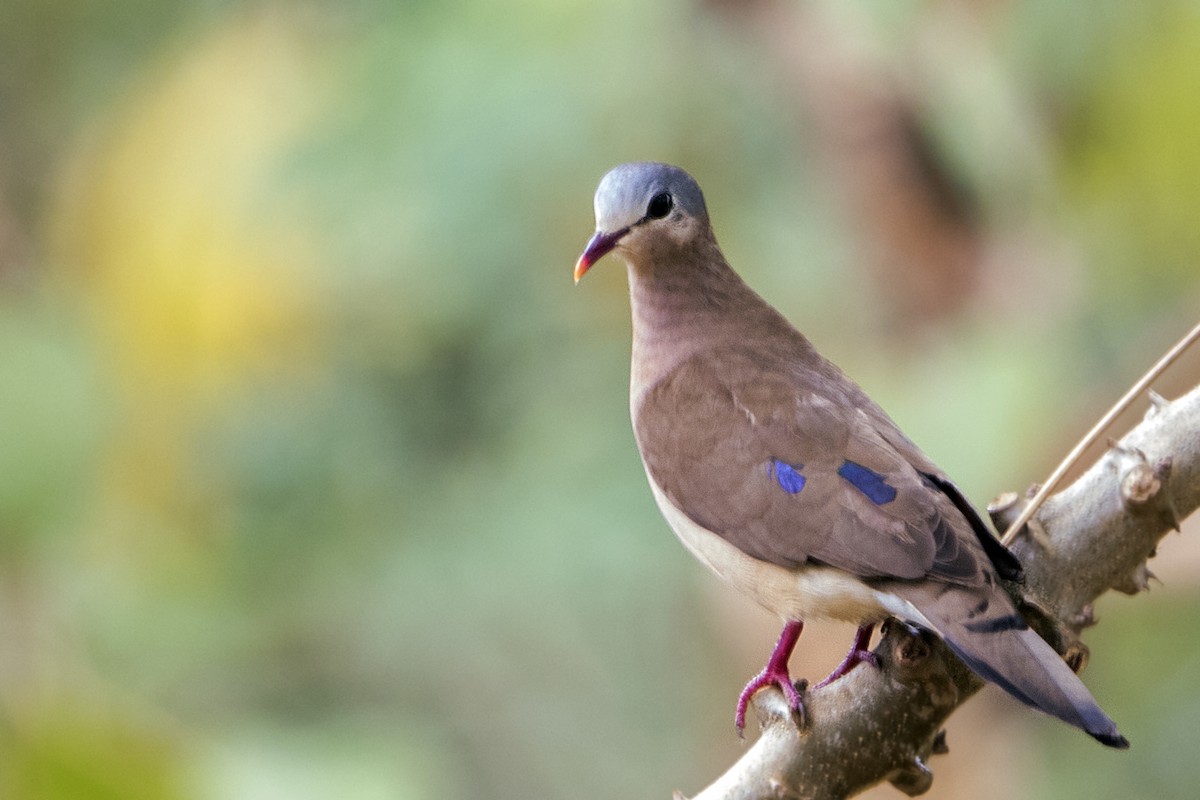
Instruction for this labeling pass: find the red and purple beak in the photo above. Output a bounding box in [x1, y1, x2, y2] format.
[573, 227, 629, 283]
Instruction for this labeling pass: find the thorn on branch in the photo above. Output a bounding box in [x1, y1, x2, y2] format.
[1146, 390, 1169, 417]
[1112, 561, 1156, 596]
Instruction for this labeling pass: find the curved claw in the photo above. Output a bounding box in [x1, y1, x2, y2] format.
[735, 667, 805, 734]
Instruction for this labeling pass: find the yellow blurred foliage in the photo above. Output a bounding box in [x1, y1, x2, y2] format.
[48, 12, 331, 540]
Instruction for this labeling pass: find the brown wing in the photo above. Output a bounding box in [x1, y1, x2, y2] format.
[634, 347, 991, 586]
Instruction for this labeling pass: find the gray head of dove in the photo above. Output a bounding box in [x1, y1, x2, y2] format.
[574, 162, 709, 282]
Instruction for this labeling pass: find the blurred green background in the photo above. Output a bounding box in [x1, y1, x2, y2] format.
[1, 1, 1198, 798]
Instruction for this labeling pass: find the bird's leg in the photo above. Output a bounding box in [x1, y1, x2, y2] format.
[812, 623, 879, 689]
[735, 620, 805, 735]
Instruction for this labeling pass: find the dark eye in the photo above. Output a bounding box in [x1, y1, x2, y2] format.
[645, 192, 673, 219]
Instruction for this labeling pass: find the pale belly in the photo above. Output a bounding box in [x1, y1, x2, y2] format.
[646, 475, 927, 627]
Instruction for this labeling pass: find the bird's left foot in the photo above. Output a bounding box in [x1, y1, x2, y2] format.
[812, 624, 880, 689]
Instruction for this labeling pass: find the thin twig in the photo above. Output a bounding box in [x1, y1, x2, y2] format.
[1000, 320, 1200, 546]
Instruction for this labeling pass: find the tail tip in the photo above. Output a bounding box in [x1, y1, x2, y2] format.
[1091, 730, 1130, 750]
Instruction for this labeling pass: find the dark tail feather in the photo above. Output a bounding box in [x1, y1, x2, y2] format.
[897, 585, 1128, 749]
[942, 626, 1128, 748]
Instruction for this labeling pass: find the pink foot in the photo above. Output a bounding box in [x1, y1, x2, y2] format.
[735, 620, 805, 735]
[812, 624, 880, 689]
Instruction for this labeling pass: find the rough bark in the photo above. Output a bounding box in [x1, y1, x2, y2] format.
[678, 384, 1200, 800]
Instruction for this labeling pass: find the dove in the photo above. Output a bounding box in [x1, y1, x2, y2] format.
[573, 161, 1126, 747]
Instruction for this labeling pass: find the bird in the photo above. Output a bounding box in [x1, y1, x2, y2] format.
[573, 161, 1127, 748]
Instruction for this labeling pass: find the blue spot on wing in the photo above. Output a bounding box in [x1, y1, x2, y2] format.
[770, 458, 806, 494]
[838, 460, 897, 505]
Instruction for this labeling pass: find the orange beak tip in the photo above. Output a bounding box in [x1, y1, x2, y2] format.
[573, 227, 627, 285]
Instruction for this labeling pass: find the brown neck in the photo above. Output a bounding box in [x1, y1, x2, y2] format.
[626, 236, 784, 403]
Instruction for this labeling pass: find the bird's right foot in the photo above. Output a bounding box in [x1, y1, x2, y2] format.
[735, 619, 806, 735]
[734, 664, 805, 735]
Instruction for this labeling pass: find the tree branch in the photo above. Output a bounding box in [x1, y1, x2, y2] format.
[679, 384, 1200, 800]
